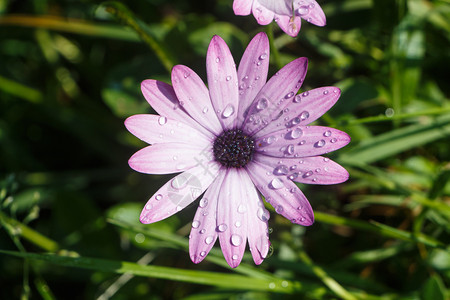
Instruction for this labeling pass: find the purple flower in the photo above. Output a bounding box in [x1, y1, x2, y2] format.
[125, 33, 349, 268]
[233, 0, 326, 37]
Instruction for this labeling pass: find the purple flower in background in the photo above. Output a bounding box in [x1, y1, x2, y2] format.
[125, 32, 349, 268]
[233, 0, 326, 37]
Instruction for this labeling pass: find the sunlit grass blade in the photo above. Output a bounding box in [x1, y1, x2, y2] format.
[0, 250, 301, 294]
[340, 114, 450, 164]
[0, 75, 43, 103]
[0, 14, 140, 41]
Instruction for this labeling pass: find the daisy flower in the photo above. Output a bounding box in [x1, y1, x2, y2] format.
[233, 0, 326, 37]
[125, 32, 349, 268]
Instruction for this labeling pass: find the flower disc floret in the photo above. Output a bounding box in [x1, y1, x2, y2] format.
[213, 129, 255, 168]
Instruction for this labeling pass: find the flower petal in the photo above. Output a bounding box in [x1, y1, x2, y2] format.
[255, 154, 349, 185]
[246, 160, 314, 226]
[256, 87, 341, 137]
[252, 1, 275, 25]
[236, 32, 270, 128]
[140, 160, 221, 224]
[275, 15, 302, 37]
[233, 0, 252, 15]
[294, 0, 326, 26]
[129, 144, 212, 175]
[140, 80, 211, 137]
[171, 65, 223, 135]
[242, 57, 308, 135]
[125, 114, 212, 145]
[217, 169, 249, 268]
[189, 171, 226, 264]
[244, 173, 270, 264]
[254, 126, 350, 158]
[258, 0, 292, 15]
[206, 36, 239, 130]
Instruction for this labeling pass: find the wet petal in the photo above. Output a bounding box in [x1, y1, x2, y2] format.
[258, 0, 292, 15]
[206, 36, 239, 130]
[171, 65, 223, 135]
[129, 144, 212, 175]
[236, 32, 270, 128]
[256, 87, 341, 137]
[254, 126, 350, 158]
[233, 0, 252, 15]
[252, 1, 275, 25]
[140, 161, 221, 224]
[189, 171, 226, 264]
[275, 15, 302, 37]
[246, 160, 314, 226]
[140, 80, 210, 137]
[125, 114, 212, 145]
[242, 57, 308, 136]
[255, 154, 349, 185]
[217, 169, 250, 268]
[294, 0, 326, 26]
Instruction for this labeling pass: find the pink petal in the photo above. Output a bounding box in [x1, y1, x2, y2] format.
[128, 144, 211, 175]
[236, 32, 270, 128]
[233, 0, 253, 16]
[217, 169, 249, 268]
[171, 65, 223, 135]
[140, 80, 211, 137]
[252, 1, 275, 25]
[242, 57, 308, 136]
[243, 173, 270, 264]
[206, 36, 239, 130]
[246, 160, 314, 226]
[189, 171, 226, 264]
[140, 161, 221, 224]
[256, 87, 341, 137]
[275, 15, 302, 37]
[125, 114, 212, 145]
[257, 0, 292, 15]
[294, 0, 326, 26]
[255, 154, 349, 185]
[254, 126, 350, 158]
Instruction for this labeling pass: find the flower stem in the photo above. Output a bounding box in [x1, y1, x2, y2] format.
[266, 23, 283, 69]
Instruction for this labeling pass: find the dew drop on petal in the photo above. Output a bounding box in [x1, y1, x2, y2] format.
[330, 138, 337, 143]
[256, 98, 268, 110]
[205, 236, 214, 244]
[297, 5, 309, 15]
[217, 223, 228, 232]
[200, 229, 205, 234]
[171, 175, 188, 190]
[155, 194, 163, 200]
[302, 91, 309, 97]
[158, 116, 167, 125]
[324, 130, 332, 137]
[237, 204, 247, 213]
[202, 107, 208, 114]
[286, 144, 295, 155]
[304, 170, 313, 178]
[199, 198, 208, 208]
[285, 92, 295, 99]
[145, 203, 152, 210]
[226, 75, 232, 81]
[286, 128, 303, 139]
[259, 53, 267, 60]
[231, 234, 242, 246]
[315, 139, 326, 147]
[232, 254, 238, 260]
[257, 207, 270, 222]
[299, 111, 310, 121]
[288, 172, 299, 180]
[273, 165, 289, 176]
[323, 90, 329, 95]
[192, 220, 200, 228]
[200, 251, 206, 257]
[293, 94, 302, 103]
[270, 178, 284, 189]
[275, 205, 284, 214]
[215, 57, 220, 63]
[222, 104, 235, 118]
[235, 221, 241, 228]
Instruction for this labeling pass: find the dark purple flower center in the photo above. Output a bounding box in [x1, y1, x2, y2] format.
[213, 129, 255, 168]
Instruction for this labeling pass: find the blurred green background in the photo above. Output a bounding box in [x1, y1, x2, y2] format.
[0, 0, 449, 299]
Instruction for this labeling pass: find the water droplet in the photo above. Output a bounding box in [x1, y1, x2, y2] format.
[217, 224, 228, 232]
[199, 198, 208, 208]
[235, 221, 241, 228]
[202, 107, 208, 114]
[288, 172, 299, 180]
[256, 98, 268, 110]
[256, 61, 262, 66]
[315, 139, 326, 147]
[285, 92, 295, 99]
[158, 116, 167, 125]
[200, 251, 206, 257]
[192, 220, 200, 228]
[145, 203, 152, 210]
[298, 140, 306, 145]
[330, 138, 337, 143]
[205, 236, 214, 244]
[176, 163, 186, 170]
[286, 144, 295, 155]
[297, 5, 309, 15]
[286, 128, 303, 139]
[183, 72, 190, 78]
[299, 111, 310, 121]
[269, 282, 276, 289]
[323, 157, 330, 162]
[237, 204, 247, 213]
[293, 94, 302, 103]
[231, 234, 242, 246]
[226, 75, 232, 81]
[215, 57, 220, 63]
[155, 194, 163, 200]
[304, 170, 313, 178]
[274, 165, 289, 176]
[232, 254, 238, 260]
[302, 91, 309, 97]
[323, 90, 329, 95]
[200, 229, 206, 234]
[259, 53, 267, 60]
[324, 130, 331, 137]
[171, 175, 188, 190]
[173, 156, 178, 161]
[222, 104, 235, 118]
[275, 205, 284, 214]
[270, 178, 284, 189]
[257, 207, 270, 222]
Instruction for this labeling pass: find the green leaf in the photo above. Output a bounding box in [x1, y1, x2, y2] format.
[420, 274, 446, 300]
